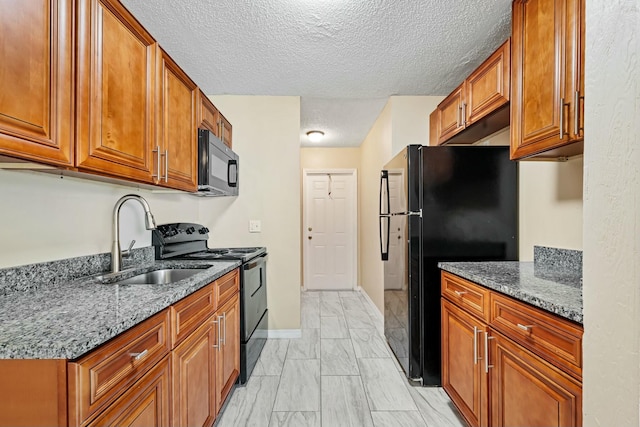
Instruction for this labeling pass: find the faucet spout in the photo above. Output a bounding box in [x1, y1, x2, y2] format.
[112, 194, 157, 273]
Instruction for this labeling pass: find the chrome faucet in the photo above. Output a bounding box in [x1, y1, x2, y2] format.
[111, 194, 157, 273]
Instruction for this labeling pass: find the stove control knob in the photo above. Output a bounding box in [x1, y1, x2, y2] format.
[199, 227, 209, 234]
[168, 227, 179, 237]
[186, 226, 195, 234]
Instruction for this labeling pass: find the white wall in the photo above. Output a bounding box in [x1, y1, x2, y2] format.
[390, 96, 444, 155]
[359, 102, 393, 312]
[583, 1, 639, 425]
[200, 96, 301, 331]
[0, 169, 200, 268]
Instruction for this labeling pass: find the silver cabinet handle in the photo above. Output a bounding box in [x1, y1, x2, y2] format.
[458, 104, 462, 127]
[484, 332, 494, 373]
[559, 97, 570, 139]
[462, 102, 467, 126]
[221, 312, 227, 345]
[212, 318, 219, 349]
[517, 323, 534, 332]
[152, 145, 161, 181]
[130, 349, 148, 361]
[574, 90, 584, 136]
[473, 326, 478, 365]
[454, 290, 467, 297]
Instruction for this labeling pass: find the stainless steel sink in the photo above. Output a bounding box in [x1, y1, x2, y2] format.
[110, 268, 205, 285]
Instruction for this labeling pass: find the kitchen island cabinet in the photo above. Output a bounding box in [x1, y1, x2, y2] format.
[0, 0, 74, 167]
[440, 270, 583, 427]
[510, 0, 585, 159]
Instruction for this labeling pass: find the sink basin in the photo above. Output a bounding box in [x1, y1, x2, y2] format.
[112, 268, 205, 285]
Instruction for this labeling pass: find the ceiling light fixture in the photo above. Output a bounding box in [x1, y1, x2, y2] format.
[306, 130, 325, 143]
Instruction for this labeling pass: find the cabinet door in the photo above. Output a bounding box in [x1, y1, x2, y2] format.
[88, 356, 170, 427]
[465, 39, 510, 126]
[489, 331, 582, 427]
[199, 91, 220, 137]
[172, 317, 217, 427]
[219, 114, 233, 148]
[567, 0, 584, 141]
[435, 85, 464, 145]
[216, 293, 240, 411]
[76, 0, 156, 182]
[511, 0, 584, 159]
[157, 48, 198, 191]
[442, 299, 487, 427]
[0, 0, 74, 166]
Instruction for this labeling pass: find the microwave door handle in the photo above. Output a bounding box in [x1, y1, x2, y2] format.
[227, 159, 238, 187]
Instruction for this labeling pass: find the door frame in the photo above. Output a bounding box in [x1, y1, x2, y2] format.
[302, 168, 358, 291]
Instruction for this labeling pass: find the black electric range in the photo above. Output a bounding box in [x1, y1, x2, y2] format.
[152, 223, 268, 385]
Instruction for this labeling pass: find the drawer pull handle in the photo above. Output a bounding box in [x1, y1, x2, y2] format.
[130, 349, 148, 361]
[213, 318, 220, 349]
[517, 323, 534, 332]
[473, 326, 478, 365]
[454, 291, 467, 297]
[484, 332, 494, 373]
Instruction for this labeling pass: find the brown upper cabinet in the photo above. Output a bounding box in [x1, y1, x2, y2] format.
[0, 0, 75, 167]
[156, 48, 198, 192]
[430, 39, 511, 146]
[75, 0, 157, 183]
[199, 92, 233, 148]
[510, 0, 585, 160]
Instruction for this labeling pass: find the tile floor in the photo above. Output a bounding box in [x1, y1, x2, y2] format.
[216, 290, 466, 427]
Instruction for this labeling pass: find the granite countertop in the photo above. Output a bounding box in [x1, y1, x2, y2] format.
[0, 259, 240, 360]
[438, 261, 583, 324]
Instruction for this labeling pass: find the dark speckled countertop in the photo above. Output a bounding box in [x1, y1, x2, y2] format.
[0, 259, 240, 359]
[438, 260, 582, 324]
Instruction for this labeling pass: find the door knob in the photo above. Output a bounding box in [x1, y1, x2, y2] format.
[308, 236, 312, 240]
[397, 236, 401, 239]
[308, 227, 312, 231]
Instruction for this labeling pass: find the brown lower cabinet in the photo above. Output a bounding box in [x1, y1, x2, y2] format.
[441, 271, 582, 427]
[0, 269, 240, 427]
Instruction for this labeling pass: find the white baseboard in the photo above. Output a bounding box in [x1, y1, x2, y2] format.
[357, 286, 383, 323]
[267, 329, 302, 339]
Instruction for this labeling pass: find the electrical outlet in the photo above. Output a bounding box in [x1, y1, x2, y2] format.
[249, 220, 261, 233]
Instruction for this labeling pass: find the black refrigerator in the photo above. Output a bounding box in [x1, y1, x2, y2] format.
[379, 145, 517, 386]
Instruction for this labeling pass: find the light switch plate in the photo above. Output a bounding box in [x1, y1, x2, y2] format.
[249, 220, 261, 233]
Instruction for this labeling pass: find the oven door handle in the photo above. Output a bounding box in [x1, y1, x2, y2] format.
[244, 254, 268, 270]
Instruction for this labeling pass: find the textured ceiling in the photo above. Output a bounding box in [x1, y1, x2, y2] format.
[121, 0, 512, 147]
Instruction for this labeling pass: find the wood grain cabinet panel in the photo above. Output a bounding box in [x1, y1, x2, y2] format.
[0, 0, 74, 166]
[219, 113, 233, 148]
[214, 268, 239, 310]
[75, 0, 157, 182]
[88, 356, 171, 427]
[156, 48, 198, 191]
[442, 299, 488, 427]
[216, 293, 240, 412]
[434, 85, 465, 145]
[170, 282, 216, 348]
[441, 271, 490, 323]
[171, 316, 218, 427]
[490, 331, 582, 427]
[198, 91, 220, 137]
[510, 0, 584, 159]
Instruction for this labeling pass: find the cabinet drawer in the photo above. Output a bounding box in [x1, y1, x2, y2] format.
[490, 292, 583, 379]
[170, 283, 216, 348]
[68, 310, 170, 426]
[441, 272, 490, 322]
[215, 269, 239, 309]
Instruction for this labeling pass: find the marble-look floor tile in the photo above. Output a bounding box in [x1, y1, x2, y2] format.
[320, 316, 349, 339]
[287, 328, 320, 359]
[339, 290, 359, 298]
[269, 411, 320, 427]
[341, 296, 367, 311]
[320, 298, 344, 317]
[273, 359, 320, 412]
[350, 328, 390, 358]
[358, 358, 417, 411]
[253, 339, 289, 376]
[216, 376, 280, 427]
[407, 386, 466, 427]
[321, 376, 374, 427]
[371, 411, 426, 427]
[320, 291, 341, 302]
[344, 308, 376, 329]
[320, 339, 359, 375]
[301, 296, 320, 329]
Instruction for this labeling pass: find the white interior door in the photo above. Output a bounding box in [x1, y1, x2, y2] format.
[304, 170, 357, 290]
[384, 171, 407, 290]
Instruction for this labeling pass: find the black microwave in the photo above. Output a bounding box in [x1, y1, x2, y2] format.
[196, 129, 239, 196]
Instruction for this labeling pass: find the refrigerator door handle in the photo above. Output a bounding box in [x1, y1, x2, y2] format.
[379, 170, 390, 216]
[390, 209, 422, 218]
[379, 215, 390, 261]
